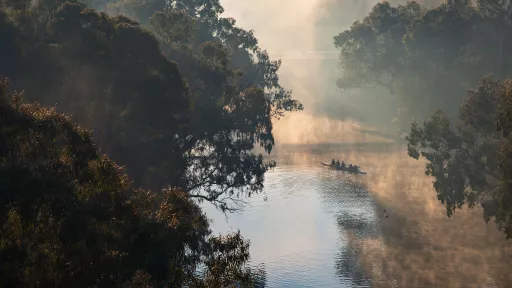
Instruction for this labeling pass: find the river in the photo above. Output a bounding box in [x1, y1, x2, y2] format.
[201, 145, 512, 288]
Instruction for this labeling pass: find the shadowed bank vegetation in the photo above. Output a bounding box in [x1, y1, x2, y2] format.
[336, 0, 512, 239]
[0, 0, 302, 208]
[0, 80, 261, 286]
[0, 0, 302, 286]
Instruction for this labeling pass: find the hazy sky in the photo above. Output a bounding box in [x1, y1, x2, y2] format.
[220, 0, 441, 145]
[220, 0, 402, 144]
[221, 0, 378, 107]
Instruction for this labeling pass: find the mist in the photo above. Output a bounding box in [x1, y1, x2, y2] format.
[220, 0, 443, 145]
[215, 2, 512, 287]
[5, 0, 512, 286]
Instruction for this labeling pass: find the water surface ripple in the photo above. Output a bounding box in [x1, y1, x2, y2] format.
[202, 164, 380, 287]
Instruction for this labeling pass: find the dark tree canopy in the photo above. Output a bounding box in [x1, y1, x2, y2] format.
[0, 0, 302, 211]
[107, 0, 303, 207]
[0, 0, 295, 285]
[0, 80, 264, 287]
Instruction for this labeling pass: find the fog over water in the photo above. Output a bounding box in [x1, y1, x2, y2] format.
[203, 146, 512, 287]
[4, 0, 512, 287]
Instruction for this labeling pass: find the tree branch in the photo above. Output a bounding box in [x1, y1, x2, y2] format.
[478, 184, 499, 203]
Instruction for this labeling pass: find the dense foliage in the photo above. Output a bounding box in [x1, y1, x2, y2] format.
[0, 0, 302, 211]
[334, 0, 512, 130]
[336, 0, 512, 238]
[406, 76, 512, 238]
[0, 0, 299, 286]
[0, 80, 264, 287]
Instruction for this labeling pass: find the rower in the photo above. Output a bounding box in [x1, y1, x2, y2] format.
[341, 161, 346, 169]
[336, 160, 340, 168]
[331, 159, 335, 166]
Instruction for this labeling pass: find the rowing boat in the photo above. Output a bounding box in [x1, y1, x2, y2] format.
[320, 162, 367, 175]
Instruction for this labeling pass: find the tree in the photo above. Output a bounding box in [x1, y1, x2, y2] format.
[111, 0, 303, 208]
[0, 79, 263, 287]
[334, 0, 512, 131]
[0, 1, 302, 211]
[406, 76, 512, 238]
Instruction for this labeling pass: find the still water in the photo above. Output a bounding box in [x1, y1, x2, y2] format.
[201, 147, 512, 288]
[203, 165, 378, 287]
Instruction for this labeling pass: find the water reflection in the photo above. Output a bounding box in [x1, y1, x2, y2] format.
[250, 264, 267, 288]
[335, 242, 372, 288]
[202, 145, 512, 287]
[316, 164, 381, 287]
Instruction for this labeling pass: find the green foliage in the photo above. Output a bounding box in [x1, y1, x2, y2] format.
[406, 76, 512, 238]
[0, 0, 290, 284]
[111, 0, 302, 207]
[334, 0, 512, 129]
[0, 0, 302, 210]
[0, 79, 262, 287]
